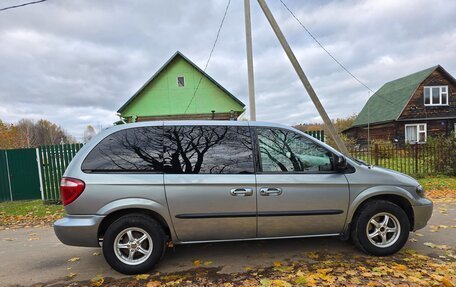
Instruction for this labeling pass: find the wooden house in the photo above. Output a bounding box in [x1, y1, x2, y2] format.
[344, 65, 456, 144]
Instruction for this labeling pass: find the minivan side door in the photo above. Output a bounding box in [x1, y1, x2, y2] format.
[163, 124, 257, 242]
[254, 127, 350, 238]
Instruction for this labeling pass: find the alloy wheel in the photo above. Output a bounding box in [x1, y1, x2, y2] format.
[114, 227, 153, 265]
[366, 212, 401, 248]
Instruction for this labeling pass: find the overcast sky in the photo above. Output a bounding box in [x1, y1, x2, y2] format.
[1, 0, 455, 140]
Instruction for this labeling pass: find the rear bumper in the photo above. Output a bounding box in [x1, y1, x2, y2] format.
[412, 198, 433, 231]
[54, 215, 104, 247]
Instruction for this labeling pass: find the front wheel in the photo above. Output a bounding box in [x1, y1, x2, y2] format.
[102, 215, 166, 274]
[352, 200, 410, 256]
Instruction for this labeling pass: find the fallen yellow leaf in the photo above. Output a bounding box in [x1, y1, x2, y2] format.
[442, 277, 454, 287]
[270, 279, 291, 287]
[273, 261, 283, 267]
[294, 276, 307, 285]
[91, 274, 104, 287]
[244, 266, 253, 271]
[135, 274, 150, 280]
[146, 280, 161, 287]
[68, 257, 80, 262]
[193, 260, 201, 267]
[204, 260, 213, 266]
[306, 252, 319, 259]
[395, 264, 408, 271]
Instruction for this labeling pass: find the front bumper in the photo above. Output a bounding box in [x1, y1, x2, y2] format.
[412, 198, 433, 231]
[54, 215, 105, 247]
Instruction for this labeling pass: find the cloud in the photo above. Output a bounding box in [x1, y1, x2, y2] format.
[0, 0, 455, 138]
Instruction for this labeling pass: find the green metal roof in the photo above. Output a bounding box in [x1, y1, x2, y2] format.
[117, 51, 245, 113]
[352, 65, 439, 127]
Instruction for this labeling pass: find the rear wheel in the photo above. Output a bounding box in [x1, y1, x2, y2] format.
[102, 215, 165, 274]
[352, 200, 410, 256]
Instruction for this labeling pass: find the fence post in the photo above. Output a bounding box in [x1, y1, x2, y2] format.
[374, 144, 379, 166]
[4, 150, 13, 201]
[414, 144, 419, 175]
[36, 148, 44, 200]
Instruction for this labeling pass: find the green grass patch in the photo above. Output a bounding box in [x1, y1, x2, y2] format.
[0, 200, 63, 217]
[419, 176, 456, 191]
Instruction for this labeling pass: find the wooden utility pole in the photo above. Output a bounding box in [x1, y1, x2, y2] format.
[244, 0, 257, 121]
[256, 0, 350, 156]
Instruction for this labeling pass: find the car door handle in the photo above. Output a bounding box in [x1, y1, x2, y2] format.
[260, 187, 282, 196]
[230, 188, 253, 197]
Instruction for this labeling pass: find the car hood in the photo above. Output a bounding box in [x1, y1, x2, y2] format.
[369, 165, 419, 187]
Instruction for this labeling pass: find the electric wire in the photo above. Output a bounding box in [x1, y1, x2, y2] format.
[0, 0, 48, 12]
[278, 0, 395, 106]
[183, 0, 232, 114]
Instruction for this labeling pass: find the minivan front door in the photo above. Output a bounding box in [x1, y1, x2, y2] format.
[163, 124, 257, 242]
[255, 127, 349, 238]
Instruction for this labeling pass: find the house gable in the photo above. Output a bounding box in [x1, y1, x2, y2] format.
[351, 66, 437, 128]
[398, 66, 456, 121]
[118, 51, 245, 118]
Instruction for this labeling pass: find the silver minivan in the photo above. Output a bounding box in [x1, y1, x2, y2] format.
[54, 121, 433, 274]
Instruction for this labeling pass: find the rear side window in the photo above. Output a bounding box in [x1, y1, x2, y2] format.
[163, 125, 254, 174]
[257, 127, 333, 173]
[82, 126, 163, 172]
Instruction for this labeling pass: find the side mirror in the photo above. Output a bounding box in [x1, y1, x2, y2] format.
[333, 154, 347, 171]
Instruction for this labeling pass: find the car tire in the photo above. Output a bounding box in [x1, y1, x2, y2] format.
[102, 214, 166, 274]
[352, 200, 410, 256]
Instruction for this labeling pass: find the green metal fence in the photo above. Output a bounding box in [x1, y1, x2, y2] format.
[304, 130, 325, 142]
[350, 142, 456, 177]
[38, 143, 84, 202]
[0, 148, 41, 201]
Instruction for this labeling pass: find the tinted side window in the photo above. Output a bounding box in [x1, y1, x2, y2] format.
[257, 128, 333, 173]
[82, 126, 163, 172]
[163, 126, 254, 174]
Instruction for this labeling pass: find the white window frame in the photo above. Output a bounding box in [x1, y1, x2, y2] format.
[405, 123, 427, 144]
[177, 76, 185, 88]
[424, 85, 448, 106]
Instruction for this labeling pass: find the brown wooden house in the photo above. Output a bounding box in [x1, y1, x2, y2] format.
[344, 65, 456, 144]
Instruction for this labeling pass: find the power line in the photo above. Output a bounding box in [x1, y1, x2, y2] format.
[183, 0, 232, 114]
[0, 0, 48, 12]
[278, 0, 395, 106]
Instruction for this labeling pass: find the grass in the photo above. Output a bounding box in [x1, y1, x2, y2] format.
[0, 200, 63, 217]
[0, 200, 64, 228]
[419, 176, 456, 191]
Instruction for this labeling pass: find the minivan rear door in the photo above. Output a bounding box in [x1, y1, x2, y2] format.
[254, 126, 350, 238]
[163, 123, 257, 242]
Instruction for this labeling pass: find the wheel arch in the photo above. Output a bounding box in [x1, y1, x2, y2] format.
[347, 188, 415, 231]
[96, 198, 176, 241]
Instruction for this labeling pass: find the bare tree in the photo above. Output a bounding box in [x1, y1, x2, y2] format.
[83, 125, 96, 143]
[2, 118, 74, 148]
[16, 119, 36, 148]
[164, 126, 229, 173]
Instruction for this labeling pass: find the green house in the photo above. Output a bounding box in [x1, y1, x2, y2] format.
[117, 51, 245, 123]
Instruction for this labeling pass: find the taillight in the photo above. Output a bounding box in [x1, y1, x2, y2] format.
[60, 177, 85, 206]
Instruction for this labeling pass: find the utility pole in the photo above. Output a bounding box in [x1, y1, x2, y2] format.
[244, 0, 257, 121]
[256, 0, 350, 156]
